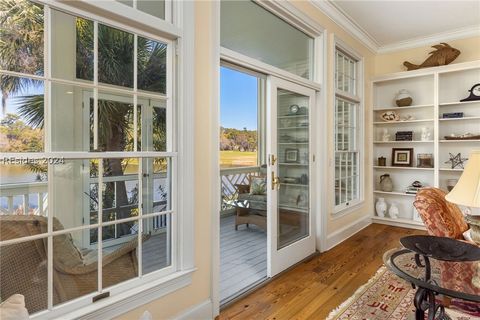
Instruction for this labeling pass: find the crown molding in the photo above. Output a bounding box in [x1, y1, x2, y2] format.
[310, 0, 480, 55]
[310, 0, 380, 53]
[377, 24, 480, 54]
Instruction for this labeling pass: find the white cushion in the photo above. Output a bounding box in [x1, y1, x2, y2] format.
[0, 294, 29, 320]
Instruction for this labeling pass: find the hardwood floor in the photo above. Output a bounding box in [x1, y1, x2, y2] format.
[218, 223, 425, 320]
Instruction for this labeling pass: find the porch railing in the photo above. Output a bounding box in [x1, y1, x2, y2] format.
[220, 166, 260, 213]
[0, 182, 48, 215]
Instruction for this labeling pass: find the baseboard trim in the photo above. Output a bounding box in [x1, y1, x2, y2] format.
[326, 216, 371, 250]
[173, 299, 213, 320]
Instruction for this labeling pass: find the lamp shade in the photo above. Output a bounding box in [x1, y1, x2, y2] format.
[445, 150, 480, 208]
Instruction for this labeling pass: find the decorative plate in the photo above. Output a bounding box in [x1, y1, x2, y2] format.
[381, 111, 400, 122]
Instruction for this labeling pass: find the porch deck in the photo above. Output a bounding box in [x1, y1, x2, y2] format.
[220, 214, 267, 304]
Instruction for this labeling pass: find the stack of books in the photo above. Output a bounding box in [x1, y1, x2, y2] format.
[405, 186, 420, 194]
[395, 131, 413, 141]
[442, 112, 463, 119]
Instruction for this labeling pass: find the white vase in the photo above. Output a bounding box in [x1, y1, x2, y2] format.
[375, 198, 387, 218]
[389, 203, 399, 219]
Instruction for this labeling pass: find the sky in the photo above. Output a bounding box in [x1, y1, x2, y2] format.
[1, 81, 44, 119]
[220, 66, 258, 130]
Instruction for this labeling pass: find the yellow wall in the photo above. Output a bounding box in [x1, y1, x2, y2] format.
[291, 1, 375, 235]
[115, 2, 214, 319]
[375, 36, 480, 75]
[119, 2, 375, 318]
[113, 3, 480, 320]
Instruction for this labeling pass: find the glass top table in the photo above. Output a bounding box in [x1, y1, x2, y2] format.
[384, 235, 480, 320]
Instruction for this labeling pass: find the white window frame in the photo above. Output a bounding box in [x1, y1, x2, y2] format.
[0, 0, 195, 319]
[332, 37, 364, 215]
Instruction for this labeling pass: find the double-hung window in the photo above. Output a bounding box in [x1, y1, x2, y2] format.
[0, 0, 193, 318]
[334, 44, 363, 212]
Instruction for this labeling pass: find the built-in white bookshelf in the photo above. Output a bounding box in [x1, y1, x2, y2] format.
[372, 61, 480, 229]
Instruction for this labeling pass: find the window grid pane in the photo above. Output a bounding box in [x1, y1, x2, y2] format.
[0, 1, 174, 315]
[334, 47, 360, 209]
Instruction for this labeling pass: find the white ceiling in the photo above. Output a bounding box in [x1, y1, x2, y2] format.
[329, 0, 480, 51]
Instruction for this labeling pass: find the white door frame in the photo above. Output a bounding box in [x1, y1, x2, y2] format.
[267, 76, 317, 276]
[211, 1, 328, 316]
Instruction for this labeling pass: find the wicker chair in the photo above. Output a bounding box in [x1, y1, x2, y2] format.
[413, 188, 480, 299]
[0, 215, 141, 314]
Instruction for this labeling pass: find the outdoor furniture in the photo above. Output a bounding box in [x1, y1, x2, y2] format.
[234, 183, 267, 231]
[384, 236, 480, 320]
[0, 215, 142, 314]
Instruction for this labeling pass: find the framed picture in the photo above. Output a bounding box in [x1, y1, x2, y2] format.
[391, 148, 413, 167]
[417, 153, 434, 168]
[285, 148, 299, 163]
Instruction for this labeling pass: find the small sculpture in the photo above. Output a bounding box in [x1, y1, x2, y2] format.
[445, 153, 468, 169]
[389, 203, 399, 219]
[382, 128, 390, 141]
[395, 89, 413, 107]
[403, 43, 460, 71]
[421, 127, 431, 141]
[375, 198, 387, 218]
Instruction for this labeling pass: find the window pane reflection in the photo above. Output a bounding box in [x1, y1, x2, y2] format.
[0, 77, 44, 152]
[98, 24, 134, 88]
[142, 214, 171, 274]
[137, 37, 167, 94]
[102, 221, 138, 288]
[0, 0, 44, 76]
[53, 229, 98, 306]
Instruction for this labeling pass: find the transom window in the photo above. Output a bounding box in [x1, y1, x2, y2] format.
[0, 0, 178, 316]
[334, 46, 362, 212]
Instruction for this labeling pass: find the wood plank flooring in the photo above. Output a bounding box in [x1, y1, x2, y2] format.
[221, 215, 267, 303]
[219, 223, 425, 320]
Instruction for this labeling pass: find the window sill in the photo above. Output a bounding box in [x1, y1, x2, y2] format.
[332, 200, 365, 219]
[32, 268, 196, 320]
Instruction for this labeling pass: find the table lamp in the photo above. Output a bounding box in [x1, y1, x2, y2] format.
[445, 150, 480, 243]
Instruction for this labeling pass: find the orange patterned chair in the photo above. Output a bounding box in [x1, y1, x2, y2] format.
[413, 188, 480, 302]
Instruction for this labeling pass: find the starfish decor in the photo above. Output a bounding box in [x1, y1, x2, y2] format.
[444, 153, 468, 169]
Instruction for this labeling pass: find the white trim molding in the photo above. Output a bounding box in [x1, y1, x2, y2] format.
[173, 300, 213, 320]
[310, 0, 379, 53]
[310, 0, 480, 54]
[31, 270, 196, 320]
[378, 24, 480, 54]
[256, 0, 325, 37]
[326, 216, 371, 250]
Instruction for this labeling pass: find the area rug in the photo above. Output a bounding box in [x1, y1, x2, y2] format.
[326, 265, 480, 320]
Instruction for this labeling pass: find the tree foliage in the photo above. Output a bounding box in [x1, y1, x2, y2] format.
[220, 127, 257, 152]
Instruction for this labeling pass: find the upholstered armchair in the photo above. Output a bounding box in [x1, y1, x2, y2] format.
[413, 187, 480, 299]
[0, 215, 141, 314]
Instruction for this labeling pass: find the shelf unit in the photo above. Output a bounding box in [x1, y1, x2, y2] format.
[372, 60, 480, 229]
[276, 92, 310, 216]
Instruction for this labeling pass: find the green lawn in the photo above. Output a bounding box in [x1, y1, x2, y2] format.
[220, 151, 257, 168]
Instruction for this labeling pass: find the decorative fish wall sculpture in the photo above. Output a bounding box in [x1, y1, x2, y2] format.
[403, 43, 461, 71]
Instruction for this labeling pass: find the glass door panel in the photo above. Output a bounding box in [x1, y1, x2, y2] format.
[267, 76, 316, 277]
[277, 89, 309, 248]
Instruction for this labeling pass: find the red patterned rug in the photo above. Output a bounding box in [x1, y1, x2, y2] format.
[326, 265, 480, 320]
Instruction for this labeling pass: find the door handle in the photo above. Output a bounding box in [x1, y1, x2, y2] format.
[269, 154, 277, 166]
[271, 171, 281, 191]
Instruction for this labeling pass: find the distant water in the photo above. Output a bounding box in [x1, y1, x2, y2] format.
[0, 164, 167, 211]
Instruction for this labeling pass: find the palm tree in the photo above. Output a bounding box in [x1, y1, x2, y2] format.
[1, 0, 167, 237]
[0, 0, 44, 113]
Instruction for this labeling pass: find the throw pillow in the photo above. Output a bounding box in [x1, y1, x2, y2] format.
[0, 294, 29, 320]
[250, 177, 266, 195]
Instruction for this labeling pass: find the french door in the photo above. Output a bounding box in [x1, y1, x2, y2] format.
[267, 76, 316, 276]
